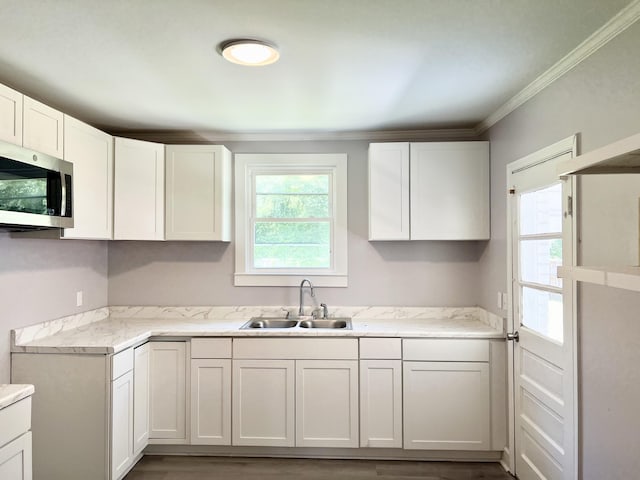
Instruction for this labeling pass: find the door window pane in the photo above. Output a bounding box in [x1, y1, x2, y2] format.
[520, 183, 562, 235]
[522, 286, 563, 342]
[520, 238, 562, 288]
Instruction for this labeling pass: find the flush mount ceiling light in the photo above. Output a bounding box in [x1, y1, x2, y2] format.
[220, 39, 280, 66]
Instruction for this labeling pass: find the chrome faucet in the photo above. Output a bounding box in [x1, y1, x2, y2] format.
[298, 279, 315, 317]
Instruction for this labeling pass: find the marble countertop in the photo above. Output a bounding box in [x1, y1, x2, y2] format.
[12, 306, 505, 355]
[0, 384, 34, 410]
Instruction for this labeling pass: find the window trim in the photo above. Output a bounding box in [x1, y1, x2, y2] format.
[234, 153, 348, 287]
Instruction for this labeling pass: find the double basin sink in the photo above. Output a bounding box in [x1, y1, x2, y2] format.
[240, 317, 352, 330]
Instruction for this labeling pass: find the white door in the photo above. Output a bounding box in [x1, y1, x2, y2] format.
[507, 137, 576, 480]
[295, 360, 359, 448]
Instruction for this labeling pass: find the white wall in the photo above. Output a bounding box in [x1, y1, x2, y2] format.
[0, 234, 108, 383]
[480, 21, 640, 479]
[108, 140, 485, 307]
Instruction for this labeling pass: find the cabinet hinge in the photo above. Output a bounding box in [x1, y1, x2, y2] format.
[567, 195, 573, 216]
[509, 188, 516, 195]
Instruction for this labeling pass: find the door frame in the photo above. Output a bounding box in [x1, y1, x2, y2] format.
[504, 135, 579, 478]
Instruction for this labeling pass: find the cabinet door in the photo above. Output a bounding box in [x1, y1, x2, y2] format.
[149, 342, 186, 441]
[403, 361, 490, 450]
[295, 360, 359, 448]
[62, 115, 114, 239]
[22, 96, 64, 158]
[0, 83, 23, 145]
[133, 343, 150, 455]
[232, 359, 295, 447]
[360, 360, 402, 448]
[165, 145, 232, 241]
[190, 359, 231, 445]
[368, 142, 410, 240]
[410, 142, 490, 240]
[0, 432, 32, 480]
[114, 137, 165, 240]
[111, 371, 134, 480]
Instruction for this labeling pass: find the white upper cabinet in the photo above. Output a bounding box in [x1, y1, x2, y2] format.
[0, 83, 23, 145]
[165, 145, 232, 241]
[410, 142, 489, 240]
[0, 82, 64, 159]
[368, 143, 410, 240]
[22, 96, 64, 158]
[368, 141, 490, 241]
[114, 137, 165, 240]
[62, 115, 114, 240]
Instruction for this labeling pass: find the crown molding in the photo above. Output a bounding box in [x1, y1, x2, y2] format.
[113, 127, 480, 144]
[476, 0, 640, 133]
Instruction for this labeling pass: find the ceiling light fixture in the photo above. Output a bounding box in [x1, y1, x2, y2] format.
[220, 39, 280, 66]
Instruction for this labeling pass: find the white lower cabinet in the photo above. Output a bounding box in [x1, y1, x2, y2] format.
[133, 343, 150, 455]
[0, 396, 33, 480]
[111, 370, 134, 480]
[296, 360, 359, 448]
[190, 359, 232, 445]
[359, 360, 403, 448]
[0, 432, 32, 480]
[402, 339, 491, 451]
[149, 342, 187, 442]
[232, 359, 295, 447]
[231, 338, 359, 448]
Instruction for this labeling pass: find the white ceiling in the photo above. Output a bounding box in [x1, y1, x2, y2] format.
[0, 0, 633, 134]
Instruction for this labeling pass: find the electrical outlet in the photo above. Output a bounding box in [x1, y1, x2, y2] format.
[501, 292, 508, 311]
[497, 292, 503, 310]
[76, 291, 83, 307]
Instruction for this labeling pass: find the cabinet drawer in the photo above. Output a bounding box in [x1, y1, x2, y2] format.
[0, 397, 31, 448]
[233, 338, 358, 360]
[112, 347, 134, 380]
[191, 338, 232, 359]
[403, 339, 489, 362]
[359, 338, 401, 359]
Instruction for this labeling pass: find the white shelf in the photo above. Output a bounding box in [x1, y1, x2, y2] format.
[557, 131, 640, 175]
[558, 266, 640, 292]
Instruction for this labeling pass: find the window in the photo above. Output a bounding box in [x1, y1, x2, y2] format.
[518, 182, 563, 342]
[235, 153, 348, 286]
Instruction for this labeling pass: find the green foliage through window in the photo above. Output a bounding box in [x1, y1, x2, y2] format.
[253, 173, 332, 269]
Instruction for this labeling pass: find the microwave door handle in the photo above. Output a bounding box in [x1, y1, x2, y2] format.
[60, 170, 67, 217]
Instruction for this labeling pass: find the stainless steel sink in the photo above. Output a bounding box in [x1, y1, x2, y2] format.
[241, 318, 298, 329]
[298, 318, 352, 329]
[239, 317, 352, 330]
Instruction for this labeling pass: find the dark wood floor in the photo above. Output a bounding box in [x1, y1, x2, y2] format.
[124, 456, 515, 480]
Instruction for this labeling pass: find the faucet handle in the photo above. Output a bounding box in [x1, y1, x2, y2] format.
[280, 307, 290, 319]
[320, 303, 329, 319]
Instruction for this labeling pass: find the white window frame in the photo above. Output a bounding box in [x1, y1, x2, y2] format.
[234, 153, 348, 287]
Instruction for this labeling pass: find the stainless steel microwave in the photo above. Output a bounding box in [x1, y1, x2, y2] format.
[0, 140, 73, 230]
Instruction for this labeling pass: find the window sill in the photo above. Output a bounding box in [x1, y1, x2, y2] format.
[234, 273, 348, 287]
